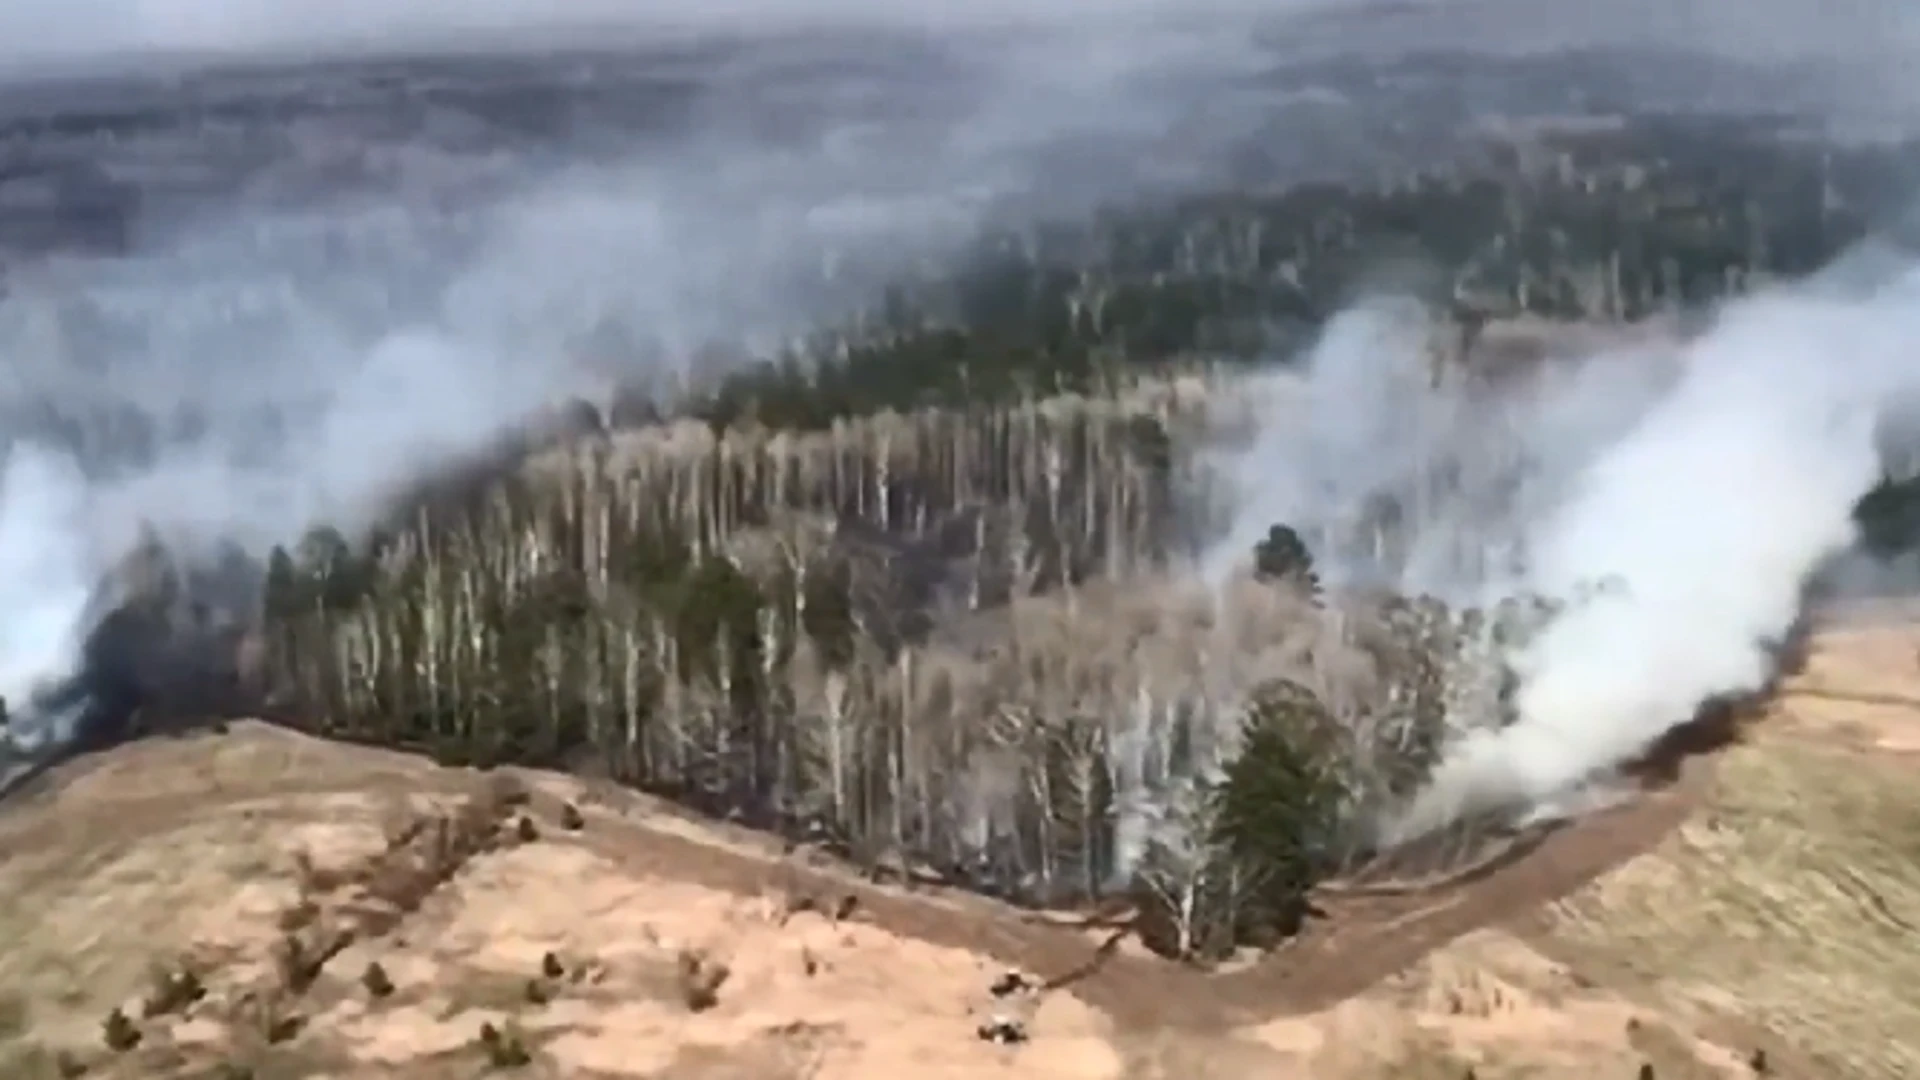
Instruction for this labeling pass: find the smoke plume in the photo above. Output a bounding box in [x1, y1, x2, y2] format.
[1208, 262, 1920, 844]
[1395, 272, 1920, 837]
[0, 4, 1318, 758]
[4, 0, 1672, 765]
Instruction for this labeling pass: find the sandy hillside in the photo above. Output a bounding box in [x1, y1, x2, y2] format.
[1, 614, 1917, 1079]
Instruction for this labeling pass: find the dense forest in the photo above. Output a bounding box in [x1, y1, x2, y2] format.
[682, 113, 1899, 429]
[204, 113, 1920, 961]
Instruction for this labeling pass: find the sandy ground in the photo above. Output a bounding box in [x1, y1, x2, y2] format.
[1, 614, 1917, 1078]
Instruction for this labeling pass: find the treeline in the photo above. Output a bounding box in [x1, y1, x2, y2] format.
[260, 397, 1181, 829]
[258, 396, 1205, 917]
[239, 117, 1912, 962]
[252, 383, 1579, 960]
[688, 122, 1888, 430]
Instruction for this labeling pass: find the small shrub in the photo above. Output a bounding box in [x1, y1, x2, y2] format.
[100, 1009, 139, 1053]
[360, 962, 395, 1000]
[273, 935, 326, 994]
[558, 803, 585, 832]
[478, 1022, 532, 1068]
[1251, 523, 1317, 592]
[675, 950, 728, 1012]
[262, 1009, 303, 1045]
[514, 816, 539, 844]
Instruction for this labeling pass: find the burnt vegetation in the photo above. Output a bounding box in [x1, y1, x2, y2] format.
[29, 114, 1920, 965]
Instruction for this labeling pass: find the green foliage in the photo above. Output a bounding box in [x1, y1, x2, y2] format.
[673, 127, 1875, 431]
[1251, 523, 1317, 593]
[1210, 683, 1348, 934]
[256, 398, 1182, 895]
[1215, 685, 1346, 866]
[666, 555, 765, 690]
[1130, 681, 1350, 961]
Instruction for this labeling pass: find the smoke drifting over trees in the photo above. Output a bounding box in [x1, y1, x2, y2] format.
[2, 1, 1920, 958]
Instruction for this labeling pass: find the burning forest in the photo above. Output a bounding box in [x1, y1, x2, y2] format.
[4, 43, 1920, 974]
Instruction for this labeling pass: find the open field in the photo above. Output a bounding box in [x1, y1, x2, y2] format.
[1, 607, 1916, 1078]
[1534, 613, 1920, 1080]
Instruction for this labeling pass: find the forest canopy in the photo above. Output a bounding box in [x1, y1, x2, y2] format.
[211, 115, 1920, 962]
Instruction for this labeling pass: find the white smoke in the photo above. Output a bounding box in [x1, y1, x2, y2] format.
[0, 0, 1439, 755]
[1209, 266, 1920, 844]
[1204, 303, 1680, 598]
[0, 447, 97, 750]
[1389, 274, 1920, 838]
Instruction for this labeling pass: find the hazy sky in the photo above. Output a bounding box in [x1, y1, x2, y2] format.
[0, 0, 1912, 75]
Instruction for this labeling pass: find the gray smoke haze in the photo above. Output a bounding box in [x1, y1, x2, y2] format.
[1416, 272, 1920, 837]
[1205, 308, 1685, 597]
[1206, 263, 1920, 844]
[0, 0, 1522, 751]
[0, 0, 1915, 785]
[0, 0, 1296, 71]
[1177, 0, 1920, 849]
[0, 0, 1915, 72]
[0, 3, 1302, 746]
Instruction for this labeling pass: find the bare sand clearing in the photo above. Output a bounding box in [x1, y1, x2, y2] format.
[2, 614, 1919, 1078]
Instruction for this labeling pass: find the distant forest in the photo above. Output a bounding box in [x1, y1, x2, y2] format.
[682, 116, 1901, 428]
